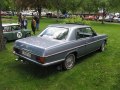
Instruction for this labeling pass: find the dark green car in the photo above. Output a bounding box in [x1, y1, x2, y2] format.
[3, 23, 31, 43]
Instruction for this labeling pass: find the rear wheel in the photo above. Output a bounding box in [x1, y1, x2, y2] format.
[62, 54, 75, 70]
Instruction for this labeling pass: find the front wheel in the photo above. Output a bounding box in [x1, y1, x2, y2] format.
[4, 38, 7, 44]
[62, 54, 75, 70]
[100, 41, 106, 52]
[25, 33, 31, 37]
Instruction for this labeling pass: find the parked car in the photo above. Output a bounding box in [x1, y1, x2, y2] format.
[98, 16, 103, 21]
[6, 11, 13, 16]
[13, 24, 107, 70]
[84, 15, 97, 20]
[105, 15, 113, 22]
[113, 16, 120, 23]
[21, 11, 32, 16]
[46, 12, 52, 18]
[2, 23, 31, 43]
[0, 11, 7, 16]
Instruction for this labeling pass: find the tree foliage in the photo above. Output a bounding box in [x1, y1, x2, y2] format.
[108, 0, 120, 12]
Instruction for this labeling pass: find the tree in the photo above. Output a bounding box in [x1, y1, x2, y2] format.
[68, 0, 83, 14]
[98, 0, 109, 24]
[50, 0, 64, 21]
[82, 0, 109, 24]
[0, 5, 4, 51]
[15, 0, 48, 18]
[108, 0, 120, 12]
[15, 0, 49, 29]
[0, 0, 12, 51]
[50, 0, 83, 21]
[82, 0, 95, 14]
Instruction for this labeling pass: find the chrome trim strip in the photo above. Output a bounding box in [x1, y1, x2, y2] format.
[45, 44, 84, 57]
[44, 59, 65, 66]
[46, 37, 107, 49]
[13, 52, 64, 66]
[45, 38, 106, 57]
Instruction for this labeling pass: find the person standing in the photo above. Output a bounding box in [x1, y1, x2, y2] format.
[31, 17, 36, 35]
[18, 13, 22, 23]
[23, 16, 28, 29]
[34, 16, 39, 30]
[18, 13, 23, 29]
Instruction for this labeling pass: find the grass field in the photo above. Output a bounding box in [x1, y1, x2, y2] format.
[0, 17, 120, 90]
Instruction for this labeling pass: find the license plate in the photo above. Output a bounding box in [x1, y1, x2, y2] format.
[22, 50, 31, 58]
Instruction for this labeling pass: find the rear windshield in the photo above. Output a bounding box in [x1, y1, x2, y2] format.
[39, 27, 69, 40]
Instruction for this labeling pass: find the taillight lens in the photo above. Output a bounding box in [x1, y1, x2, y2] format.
[36, 57, 45, 64]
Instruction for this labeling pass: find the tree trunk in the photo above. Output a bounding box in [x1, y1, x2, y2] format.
[56, 9, 59, 22]
[37, 5, 42, 30]
[0, 8, 6, 51]
[56, 0, 60, 22]
[101, 8, 105, 24]
[101, 14, 104, 24]
[37, 5, 42, 19]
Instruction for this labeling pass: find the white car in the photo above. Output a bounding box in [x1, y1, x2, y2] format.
[21, 11, 38, 16]
[98, 16, 103, 21]
[113, 17, 120, 22]
[105, 15, 113, 22]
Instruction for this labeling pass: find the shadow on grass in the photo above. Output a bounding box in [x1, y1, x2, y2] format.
[13, 62, 60, 79]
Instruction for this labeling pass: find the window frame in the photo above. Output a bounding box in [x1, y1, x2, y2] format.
[75, 27, 96, 40]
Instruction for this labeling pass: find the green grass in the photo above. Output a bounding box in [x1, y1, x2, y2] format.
[0, 18, 120, 90]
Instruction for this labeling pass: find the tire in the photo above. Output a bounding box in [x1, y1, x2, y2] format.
[100, 41, 106, 52]
[4, 38, 7, 44]
[25, 33, 31, 37]
[62, 54, 75, 70]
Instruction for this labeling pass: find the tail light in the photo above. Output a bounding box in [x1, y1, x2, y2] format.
[36, 57, 45, 64]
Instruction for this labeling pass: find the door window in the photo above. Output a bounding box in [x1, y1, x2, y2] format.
[3, 26, 11, 32]
[76, 28, 84, 39]
[11, 25, 20, 31]
[82, 27, 93, 37]
[76, 27, 94, 40]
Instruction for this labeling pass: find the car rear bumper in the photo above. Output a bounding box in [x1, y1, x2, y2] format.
[13, 51, 64, 66]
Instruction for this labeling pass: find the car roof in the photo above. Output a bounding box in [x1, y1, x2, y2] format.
[2, 23, 20, 27]
[48, 24, 90, 29]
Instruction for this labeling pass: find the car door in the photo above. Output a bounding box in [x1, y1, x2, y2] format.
[11, 25, 23, 40]
[3, 26, 14, 40]
[75, 28, 89, 57]
[83, 27, 98, 53]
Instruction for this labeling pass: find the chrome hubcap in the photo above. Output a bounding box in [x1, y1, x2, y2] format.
[102, 43, 105, 51]
[65, 55, 75, 69]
